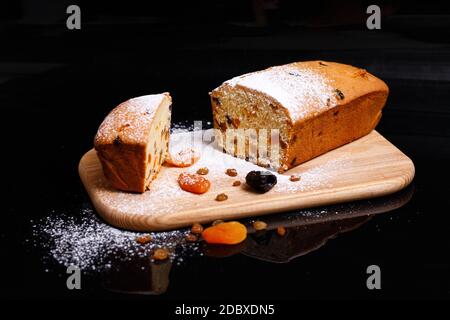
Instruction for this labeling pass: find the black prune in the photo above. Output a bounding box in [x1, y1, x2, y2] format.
[245, 170, 277, 193]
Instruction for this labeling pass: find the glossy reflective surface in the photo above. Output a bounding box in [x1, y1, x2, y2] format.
[47, 186, 414, 297]
[1, 2, 450, 300]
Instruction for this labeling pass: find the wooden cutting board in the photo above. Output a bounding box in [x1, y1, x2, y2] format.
[78, 130, 414, 231]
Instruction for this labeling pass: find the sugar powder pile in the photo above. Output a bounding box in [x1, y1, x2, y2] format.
[32, 203, 337, 273]
[32, 204, 200, 272]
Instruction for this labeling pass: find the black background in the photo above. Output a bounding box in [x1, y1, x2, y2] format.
[1, 0, 449, 306]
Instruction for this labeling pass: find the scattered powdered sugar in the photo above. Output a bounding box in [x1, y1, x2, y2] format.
[276, 158, 352, 193]
[34, 123, 350, 272]
[172, 130, 272, 180]
[168, 128, 350, 193]
[225, 63, 337, 121]
[91, 128, 351, 216]
[190, 134, 349, 193]
[32, 204, 200, 272]
[171, 120, 196, 134]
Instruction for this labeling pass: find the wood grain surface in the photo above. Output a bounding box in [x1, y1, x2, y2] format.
[79, 130, 415, 231]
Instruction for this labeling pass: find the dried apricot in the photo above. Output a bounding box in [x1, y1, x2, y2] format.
[178, 173, 210, 194]
[165, 148, 200, 167]
[202, 221, 247, 245]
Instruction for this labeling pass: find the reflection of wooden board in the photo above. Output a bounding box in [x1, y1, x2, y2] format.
[79, 130, 415, 231]
[240, 186, 414, 263]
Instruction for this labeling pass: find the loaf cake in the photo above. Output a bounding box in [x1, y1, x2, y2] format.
[210, 61, 388, 172]
[94, 93, 172, 193]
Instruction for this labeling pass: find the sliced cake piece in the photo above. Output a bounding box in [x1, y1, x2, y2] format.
[94, 93, 172, 193]
[210, 61, 388, 172]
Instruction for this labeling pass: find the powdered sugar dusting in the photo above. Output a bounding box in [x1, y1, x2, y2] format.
[181, 130, 350, 192]
[95, 93, 169, 145]
[276, 159, 351, 193]
[225, 64, 336, 121]
[34, 123, 351, 272]
[32, 205, 199, 272]
[92, 128, 350, 217]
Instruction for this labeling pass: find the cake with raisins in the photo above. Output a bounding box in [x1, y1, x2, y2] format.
[210, 61, 388, 172]
[94, 93, 172, 193]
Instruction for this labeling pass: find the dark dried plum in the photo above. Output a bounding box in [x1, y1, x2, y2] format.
[245, 170, 277, 193]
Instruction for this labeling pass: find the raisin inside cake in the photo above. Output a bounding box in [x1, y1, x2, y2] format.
[94, 93, 172, 193]
[210, 61, 388, 172]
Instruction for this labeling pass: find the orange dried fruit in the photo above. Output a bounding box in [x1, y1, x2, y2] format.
[202, 221, 247, 245]
[178, 173, 210, 194]
[165, 148, 200, 167]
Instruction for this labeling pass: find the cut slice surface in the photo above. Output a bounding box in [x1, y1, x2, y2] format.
[94, 93, 172, 193]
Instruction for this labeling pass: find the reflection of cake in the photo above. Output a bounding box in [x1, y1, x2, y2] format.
[94, 93, 172, 193]
[210, 61, 389, 172]
[243, 216, 372, 263]
[150, 260, 172, 295]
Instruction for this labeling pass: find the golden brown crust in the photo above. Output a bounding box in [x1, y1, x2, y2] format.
[286, 91, 387, 168]
[214, 61, 388, 124]
[94, 93, 172, 193]
[210, 61, 388, 171]
[94, 93, 171, 147]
